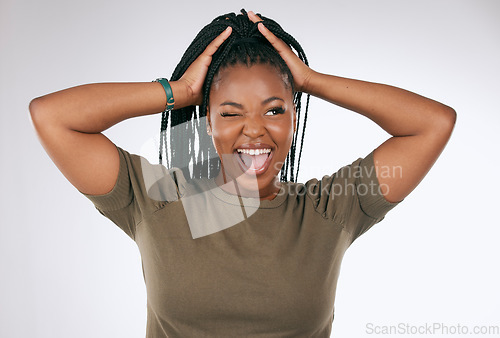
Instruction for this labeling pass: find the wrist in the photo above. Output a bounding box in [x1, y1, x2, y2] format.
[300, 70, 324, 96]
[168, 80, 192, 110]
[299, 69, 319, 94]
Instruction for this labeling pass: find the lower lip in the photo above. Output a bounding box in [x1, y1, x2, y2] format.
[234, 150, 274, 175]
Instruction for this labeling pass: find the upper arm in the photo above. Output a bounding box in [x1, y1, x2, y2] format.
[29, 97, 120, 196]
[373, 106, 456, 203]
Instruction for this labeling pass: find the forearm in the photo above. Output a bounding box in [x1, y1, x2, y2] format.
[304, 71, 455, 136]
[29, 81, 190, 133]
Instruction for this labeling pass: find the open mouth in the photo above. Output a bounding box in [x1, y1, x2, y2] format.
[234, 148, 273, 175]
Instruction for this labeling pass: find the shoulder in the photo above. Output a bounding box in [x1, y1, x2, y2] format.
[84, 146, 190, 211]
[288, 152, 399, 221]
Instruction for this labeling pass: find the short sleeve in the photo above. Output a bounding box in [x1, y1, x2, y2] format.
[356, 151, 400, 221]
[305, 151, 401, 243]
[80, 145, 186, 241]
[80, 146, 138, 240]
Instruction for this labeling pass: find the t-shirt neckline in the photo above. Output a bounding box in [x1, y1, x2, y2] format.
[202, 177, 289, 209]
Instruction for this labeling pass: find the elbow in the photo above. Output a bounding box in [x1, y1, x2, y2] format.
[443, 105, 457, 124]
[428, 105, 456, 140]
[440, 105, 457, 133]
[29, 96, 44, 126]
[29, 96, 55, 128]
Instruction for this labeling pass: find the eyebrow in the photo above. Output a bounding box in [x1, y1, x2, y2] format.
[219, 96, 285, 109]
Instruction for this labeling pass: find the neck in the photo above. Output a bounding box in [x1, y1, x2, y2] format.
[214, 171, 281, 201]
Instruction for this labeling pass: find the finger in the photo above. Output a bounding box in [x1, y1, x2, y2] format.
[256, 22, 292, 52]
[247, 10, 263, 23]
[202, 26, 232, 57]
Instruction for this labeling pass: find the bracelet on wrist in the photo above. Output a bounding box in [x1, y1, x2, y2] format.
[154, 78, 175, 111]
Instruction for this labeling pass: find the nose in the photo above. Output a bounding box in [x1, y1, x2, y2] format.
[242, 115, 266, 138]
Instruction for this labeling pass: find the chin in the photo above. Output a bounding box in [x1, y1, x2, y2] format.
[217, 152, 281, 198]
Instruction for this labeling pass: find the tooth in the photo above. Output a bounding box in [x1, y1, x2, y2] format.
[236, 148, 272, 154]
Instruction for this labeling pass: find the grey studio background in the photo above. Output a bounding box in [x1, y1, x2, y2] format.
[1, 0, 499, 337]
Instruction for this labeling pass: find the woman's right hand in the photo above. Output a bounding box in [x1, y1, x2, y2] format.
[176, 26, 232, 106]
[29, 26, 232, 197]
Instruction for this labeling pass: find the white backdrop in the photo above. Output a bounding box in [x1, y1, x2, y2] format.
[1, 0, 499, 337]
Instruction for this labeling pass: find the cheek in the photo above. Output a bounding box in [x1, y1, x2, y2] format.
[268, 120, 295, 144]
[210, 123, 241, 151]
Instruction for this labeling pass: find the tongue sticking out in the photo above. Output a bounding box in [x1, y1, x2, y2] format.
[239, 152, 269, 171]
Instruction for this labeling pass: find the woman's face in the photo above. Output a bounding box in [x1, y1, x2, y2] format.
[207, 63, 296, 200]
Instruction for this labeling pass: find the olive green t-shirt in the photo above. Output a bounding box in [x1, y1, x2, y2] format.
[82, 145, 399, 337]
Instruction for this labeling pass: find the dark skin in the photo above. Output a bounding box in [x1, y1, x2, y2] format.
[29, 27, 234, 197]
[208, 63, 296, 200]
[246, 11, 456, 203]
[30, 11, 455, 205]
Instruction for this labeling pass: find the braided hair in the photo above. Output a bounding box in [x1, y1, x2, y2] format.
[159, 8, 310, 182]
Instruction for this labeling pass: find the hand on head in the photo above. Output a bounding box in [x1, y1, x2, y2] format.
[178, 26, 233, 106]
[164, 9, 312, 182]
[178, 9, 315, 108]
[245, 10, 315, 93]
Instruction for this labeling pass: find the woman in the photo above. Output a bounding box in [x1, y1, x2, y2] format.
[29, 9, 456, 337]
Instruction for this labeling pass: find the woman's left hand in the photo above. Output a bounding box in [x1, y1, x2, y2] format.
[247, 11, 316, 93]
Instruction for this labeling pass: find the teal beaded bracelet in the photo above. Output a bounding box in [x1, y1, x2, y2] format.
[154, 78, 175, 111]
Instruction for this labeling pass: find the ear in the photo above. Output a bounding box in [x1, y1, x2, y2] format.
[206, 107, 212, 136]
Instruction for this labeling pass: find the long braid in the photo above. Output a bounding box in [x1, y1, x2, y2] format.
[295, 92, 309, 180]
[160, 9, 311, 182]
